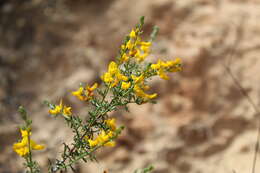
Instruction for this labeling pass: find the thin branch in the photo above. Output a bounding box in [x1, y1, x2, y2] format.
[221, 15, 260, 173]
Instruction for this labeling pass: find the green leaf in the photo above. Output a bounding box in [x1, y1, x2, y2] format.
[18, 106, 27, 121]
[136, 16, 145, 29]
[150, 26, 159, 42]
[140, 16, 145, 26]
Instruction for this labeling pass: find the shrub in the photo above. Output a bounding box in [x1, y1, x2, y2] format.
[13, 16, 182, 173]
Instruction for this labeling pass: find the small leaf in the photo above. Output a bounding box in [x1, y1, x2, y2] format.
[18, 106, 27, 121]
[150, 26, 159, 42]
[140, 16, 145, 26]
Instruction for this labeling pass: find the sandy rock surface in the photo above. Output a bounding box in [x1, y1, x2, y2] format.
[1, 0, 260, 172]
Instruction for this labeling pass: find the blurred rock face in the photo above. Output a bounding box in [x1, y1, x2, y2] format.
[1, 0, 260, 173]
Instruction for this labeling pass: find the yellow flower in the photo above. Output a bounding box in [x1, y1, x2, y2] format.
[87, 83, 98, 91]
[72, 83, 98, 101]
[49, 100, 63, 115]
[151, 59, 163, 70]
[72, 86, 83, 95]
[102, 73, 114, 83]
[151, 64, 159, 70]
[30, 140, 45, 150]
[101, 61, 118, 84]
[104, 141, 115, 147]
[121, 81, 131, 90]
[140, 41, 151, 53]
[121, 29, 152, 63]
[98, 130, 116, 147]
[63, 106, 72, 116]
[13, 137, 30, 156]
[129, 41, 151, 62]
[21, 129, 31, 137]
[98, 130, 109, 143]
[151, 58, 182, 80]
[135, 51, 149, 62]
[147, 93, 157, 99]
[49, 100, 73, 118]
[105, 118, 116, 131]
[107, 130, 114, 138]
[131, 74, 157, 100]
[13, 129, 44, 157]
[134, 85, 157, 100]
[168, 58, 182, 72]
[129, 29, 136, 38]
[85, 83, 98, 99]
[131, 74, 144, 84]
[140, 41, 151, 47]
[158, 69, 169, 80]
[88, 130, 116, 148]
[111, 78, 119, 88]
[101, 61, 128, 88]
[120, 54, 129, 63]
[88, 139, 98, 148]
[126, 40, 134, 50]
[117, 73, 128, 81]
[108, 61, 119, 74]
[72, 87, 87, 101]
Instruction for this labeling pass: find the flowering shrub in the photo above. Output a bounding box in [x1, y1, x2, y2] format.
[13, 16, 182, 173]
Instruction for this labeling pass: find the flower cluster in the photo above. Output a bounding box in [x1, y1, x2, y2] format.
[120, 28, 152, 63]
[87, 118, 117, 148]
[151, 58, 182, 80]
[13, 106, 44, 173]
[72, 83, 98, 101]
[132, 74, 157, 101]
[13, 128, 45, 157]
[49, 100, 72, 118]
[101, 62, 128, 88]
[99, 21, 182, 102]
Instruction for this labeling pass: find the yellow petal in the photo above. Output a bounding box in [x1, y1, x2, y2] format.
[108, 61, 118, 74]
[105, 119, 117, 131]
[72, 87, 84, 96]
[20, 129, 30, 137]
[63, 106, 72, 116]
[98, 131, 109, 142]
[126, 40, 134, 50]
[117, 73, 128, 81]
[88, 139, 98, 148]
[104, 141, 115, 147]
[140, 41, 151, 46]
[33, 144, 45, 150]
[121, 82, 131, 90]
[147, 93, 157, 99]
[129, 29, 136, 38]
[107, 130, 114, 138]
[158, 69, 169, 80]
[31, 140, 45, 150]
[89, 83, 98, 91]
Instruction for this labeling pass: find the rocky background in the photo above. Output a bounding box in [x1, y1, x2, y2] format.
[1, 0, 260, 172]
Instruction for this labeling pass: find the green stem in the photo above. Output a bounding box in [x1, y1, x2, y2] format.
[53, 86, 110, 172]
[27, 135, 34, 173]
[59, 138, 112, 170]
[52, 66, 136, 172]
[60, 128, 123, 170]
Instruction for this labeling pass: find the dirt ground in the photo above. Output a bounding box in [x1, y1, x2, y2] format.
[1, 0, 260, 172]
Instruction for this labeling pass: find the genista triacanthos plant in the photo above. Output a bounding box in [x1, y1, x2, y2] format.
[13, 16, 182, 173]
